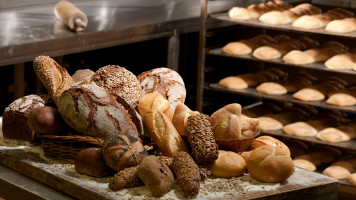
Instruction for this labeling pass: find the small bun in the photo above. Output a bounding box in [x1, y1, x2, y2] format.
[75, 147, 113, 177]
[323, 166, 351, 179]
[250, 136, 290, 156]
[247, 145, 294, 183]
[293, 159, 316, 171]
[210, 150, 246, 178]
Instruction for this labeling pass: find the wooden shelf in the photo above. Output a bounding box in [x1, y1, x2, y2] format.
[209, 13, 356, 39]
[207, 83, 356, 113]
[207, 48, 356, 76]
[261, 129, 356, 152]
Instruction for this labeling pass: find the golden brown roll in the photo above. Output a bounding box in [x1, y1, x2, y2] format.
[325, 18, 356, 33]
[323, 166, 351, 179]
[172, 103, 199, 138]
[210, 150, 246, 178]
[293, 159, 317, 171]
[247, 145, 294, 183]
[138, 93, 173, 121]
[249, 136, 290, 156]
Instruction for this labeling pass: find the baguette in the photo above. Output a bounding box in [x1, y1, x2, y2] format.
[144, 111, 189, 157]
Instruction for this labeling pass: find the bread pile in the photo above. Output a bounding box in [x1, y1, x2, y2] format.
[228, 1, 356, 34]
[0, 55, 297, 198]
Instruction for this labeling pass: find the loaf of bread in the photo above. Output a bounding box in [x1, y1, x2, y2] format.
[228, 0, 292, 20]
[316, 126, 356, 142]
[327, 86, 356, 106]
[91, 65, 143, 109]
[75, 147, 113, 177]
[293, 77, 347, 101]
[138, 93, 173, 121]
[109, 166, 143, 191]
[137, 67, 186, 112]
[71, 69, 94, 83]
[292, 8, 355, 29]
[33, 56, 74, 106]
[247, 145, 294, 183]
[253, 37, 319, 60]
[172, 103, 199, 138]
[283, 41, 349, 65]
[144, 110, 189, 157]
[323, 166, 351, 179]
[210, 150, 246, 178]
[137, 155, 174, 198]
[325, 18, 356, 33]
[2, 94, 48, 143]
[249, 136, 290, 156]
[186, 113, 219, 164]
[27, 106, 69, 135]
[172, 152, 201, 198]
[222, 35, 276, 55]
[58, 81, 142, 139]
[259, 3, 322, 25]
[102, 134, 148, 172]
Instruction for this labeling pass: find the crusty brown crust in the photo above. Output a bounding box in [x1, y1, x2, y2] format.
[109, 166, 143, 191]
[33, 56, 74, 106]
[173, 152, 201, 198]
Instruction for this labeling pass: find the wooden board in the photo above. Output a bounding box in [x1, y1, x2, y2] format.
[0, 144, 338, 200]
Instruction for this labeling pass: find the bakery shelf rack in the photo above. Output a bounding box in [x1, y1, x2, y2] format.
[197, 0, 356, 197]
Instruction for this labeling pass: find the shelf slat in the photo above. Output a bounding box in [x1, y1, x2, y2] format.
[207, 83, 356, 113]
[207, 48, 356, 76]
[210, 13, 356, 39]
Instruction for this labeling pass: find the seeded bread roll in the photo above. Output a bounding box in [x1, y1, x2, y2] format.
[91, 65, 143, 109]
[102, 134, 148, 172]
[72, 69, 94, 83]
[75, 147, 113, 177]
[186, 113, 219, 165]
[58, 81, 141, 139]
[172, 152, 201, 198]
[2, 94, 48, 143]
[137, 67, 186, 112]
[33, 56, 74, 106]
[109, 166, 143, 191]
[137, 155, 174, 198]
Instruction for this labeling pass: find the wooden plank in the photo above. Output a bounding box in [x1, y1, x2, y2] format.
[0, 145, 338, 200]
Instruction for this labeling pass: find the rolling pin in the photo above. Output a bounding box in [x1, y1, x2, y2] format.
[54, 1, 88, 32]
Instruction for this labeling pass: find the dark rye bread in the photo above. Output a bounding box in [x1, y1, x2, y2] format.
[137, 67, 186, 111]
[91, 65, 143, 109]
[102, 134, 148, 172]
[2, 94, 49, 143]
[58, 81, 141, 139]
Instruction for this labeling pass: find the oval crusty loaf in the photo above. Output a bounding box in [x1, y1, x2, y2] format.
[137, 67, 186, 111]
[91, 65, 143, 109]
[102, 134, 148, 172]
[2, 94, 49, 143]
[58, 81, 140, 139]
[33, 56, 74, 106]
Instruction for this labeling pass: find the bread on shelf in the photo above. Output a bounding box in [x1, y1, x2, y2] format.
[324, 50, 356, 70]
[327, 86, 356, 106]
[222, 35, 276, 55]
[316, 125, 356, 142]
[325, 18, 356, 33]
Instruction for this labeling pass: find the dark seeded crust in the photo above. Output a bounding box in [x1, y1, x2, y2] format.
[102, 134, 148, 172]
[109, 166, 143, 191]
[58, 81, 139, 138]
[91, 65, 143, 109]
[172, 152, 201, 198]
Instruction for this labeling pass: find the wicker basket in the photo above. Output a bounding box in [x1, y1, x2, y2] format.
[39, 135, 104, 160]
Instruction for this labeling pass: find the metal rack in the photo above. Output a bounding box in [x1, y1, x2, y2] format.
[197, 0, 356, 195]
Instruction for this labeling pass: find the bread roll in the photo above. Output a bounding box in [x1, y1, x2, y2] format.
[109, 166, 143, 191]
[348, 173, 356, 185]
[247, 145, 294, 183]
[323, 166, 351, 179]
[137, 155, 174, 198]
[325, 18, 356, 33]
[144, 111, 189, 157]
[249, 136, 290, 156]
[75, 147, 113, 177]
[293, 159, 317, 171]
[211, 103, 242, 140]
[317, 126, 356, 142]
[327, 90, 356, 106]
[210, 150, 246, 178]
[91, 65, 143, 109]
[246, 0, 292, 19]
[102, 134, 148, 172]
[222, 35, 276, 55]
[33, 56, 74, 106]
[172, 103, 198, 138]
[325, 53, 356, 70]
[27, 106, 68, 135]
[332, 161, 355, 173]
[228, 7, 251, 21]
[172, 152, 201, 198]
[137, 67, 186, 112]
[138, 93, 173, 121]
[72, 69, 94, 83]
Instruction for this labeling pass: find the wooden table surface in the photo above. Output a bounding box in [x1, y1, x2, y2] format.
[0, 143, 339, 200]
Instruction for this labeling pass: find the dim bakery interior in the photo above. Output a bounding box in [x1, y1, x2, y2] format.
[1, 0, 356, 199]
